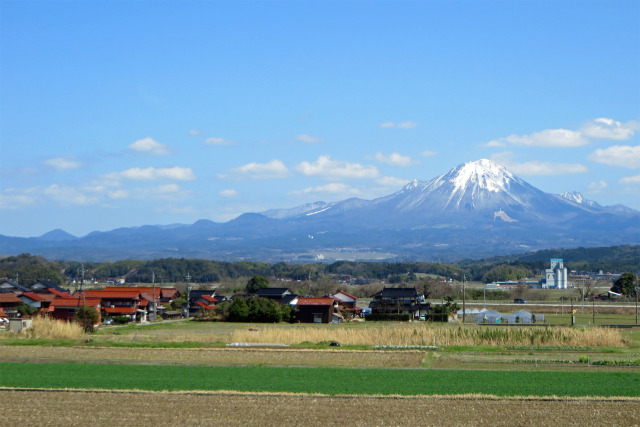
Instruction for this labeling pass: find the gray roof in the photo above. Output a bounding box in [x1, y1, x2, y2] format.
[255, 288, 291, 297]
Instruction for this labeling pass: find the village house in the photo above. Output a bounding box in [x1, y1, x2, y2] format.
[0, 279, 30, 294]
[296, 297, 336, 323]
[254, 287, 299, 305]
[0, 292, 22, 317]
[49, 297, 101, 322]
[330, 290, 362, 318]
[83, 289, 143, 320]
[369, 287, 425, 316]
[30, 279, 70, 295]
[19, 292, 56, 315]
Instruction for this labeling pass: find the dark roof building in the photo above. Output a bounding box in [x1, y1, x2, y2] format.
[31, 279, 70, 294]
[296, 297, 335, 323]
[0, 279, 30, 294]
[255, 288, 298, 305]
[369, 287, 425, 315]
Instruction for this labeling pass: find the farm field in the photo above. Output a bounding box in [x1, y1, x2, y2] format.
[1, 361, 639, 397]
[2, 390, 638, 426]
[2, 319, 640, 425]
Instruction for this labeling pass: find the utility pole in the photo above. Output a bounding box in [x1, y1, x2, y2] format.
[635, 274, 638, 325]
[79, 264, 86, 306]
[152, 269, 156, 322]
[462, 274, 466, 324]
[581, 280, 585, 315]
[185, 272, 192, 318]
[483, 285, 486, 309]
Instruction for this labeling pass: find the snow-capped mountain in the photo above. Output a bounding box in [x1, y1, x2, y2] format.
[559, 191, 601, 208]
[1, 159, 639, 262]
[268, 159, 592, 227]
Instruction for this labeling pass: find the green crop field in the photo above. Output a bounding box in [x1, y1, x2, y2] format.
[1, 362, 639, 397]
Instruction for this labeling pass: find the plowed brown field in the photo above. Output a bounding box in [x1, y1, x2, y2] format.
[2, 389, 639, 426]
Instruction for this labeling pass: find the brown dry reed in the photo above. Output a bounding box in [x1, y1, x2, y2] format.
[22, 316, 85, 340]
[231, 324, 625, 347]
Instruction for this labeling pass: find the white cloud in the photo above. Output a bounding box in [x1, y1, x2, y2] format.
[620, 175, 640, 185]
[486, 118, 638, 148]
[44, 157, 82, 171]
[106, 166, 196, 182]
[375, 152, 413, 167]
[221, 159, 289, 180]
[44, 184, 99, 205]
[489, 129, 586, 147]
[581, 118, 639, 140]
[188, 129, 202, 136]
[491, 152, 588, 175]
[589, 145, 640, 169]
[587, 181, 608, 192]
[296, 134, 323, 143]
[484, 140, 507, 147]
[205, 137, 235, 146]
[376, 176, 410, 188]
[107, 189, 129, 199]
[149, 184, 192, 200]
[0, 188, 38, 209]
[397, 121, 417, 129]
[219, 189, 239, 197]
[510, 161, 588, 175]
[421, 150, 437, 157]
[290, 182, 361, 197]
[380, 121, 417, 129]
[296, 156, 379, 180]
[129, 137, 170, 155]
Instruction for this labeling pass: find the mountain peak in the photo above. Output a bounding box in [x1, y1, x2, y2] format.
[38, 229, 77, 241]
[447, 159, 515, 193]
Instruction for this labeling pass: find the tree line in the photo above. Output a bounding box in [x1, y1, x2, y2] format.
[1, 245, 638, 288]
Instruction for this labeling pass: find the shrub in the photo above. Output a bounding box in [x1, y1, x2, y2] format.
[365, 313, 412, 321]
[113, 316, 131, 325]
[75, 306, 100, 332]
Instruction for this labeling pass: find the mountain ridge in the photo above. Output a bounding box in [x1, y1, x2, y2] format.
[1, 159, 639, 262]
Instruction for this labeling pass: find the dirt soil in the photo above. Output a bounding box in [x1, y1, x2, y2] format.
[0, 345, 424, 368]
[1, 389, 638, 426]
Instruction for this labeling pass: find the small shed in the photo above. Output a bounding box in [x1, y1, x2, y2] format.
[296, 297, 335, 323]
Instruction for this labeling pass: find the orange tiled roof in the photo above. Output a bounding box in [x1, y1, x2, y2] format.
[83, 290, 141, 299]
[297, 297, 335, 306]
[50, 297, 101, 308]
[21, 292, 47, 301]
[0, 293, 22, 303]
[47, 288, 73, 297]
[196, 301, 215, 310]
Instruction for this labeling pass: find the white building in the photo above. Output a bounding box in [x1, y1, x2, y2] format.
[544, 258, 568, 289]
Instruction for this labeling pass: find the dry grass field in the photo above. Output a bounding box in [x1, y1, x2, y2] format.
[0, 345, 424, 368]
[1, 389, 638, 426]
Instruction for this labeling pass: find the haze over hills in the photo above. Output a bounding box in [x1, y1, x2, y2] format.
[1, 159, 639, 262]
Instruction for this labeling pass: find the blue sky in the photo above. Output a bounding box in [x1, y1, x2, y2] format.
[1, 0, 639, 237]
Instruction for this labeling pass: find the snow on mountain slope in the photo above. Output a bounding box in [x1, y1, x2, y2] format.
[559, 191, 601, 207]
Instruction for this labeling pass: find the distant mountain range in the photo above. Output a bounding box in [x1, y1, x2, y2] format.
[2, 159, 639, 262]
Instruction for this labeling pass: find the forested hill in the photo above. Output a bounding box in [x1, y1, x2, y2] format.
[0, 245, 638, 288]
[456, 244, 640, 273]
